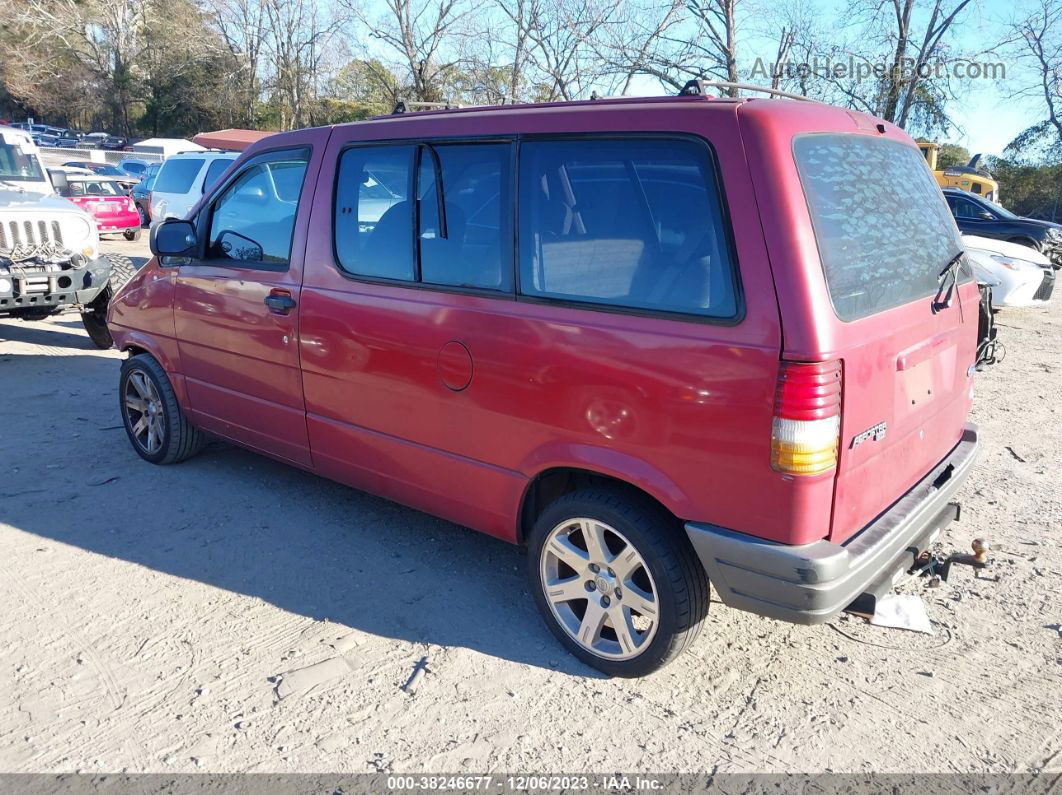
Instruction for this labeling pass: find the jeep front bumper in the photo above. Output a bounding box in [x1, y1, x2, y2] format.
[684, 424, 979, 624]
[0, 255, 112, 312]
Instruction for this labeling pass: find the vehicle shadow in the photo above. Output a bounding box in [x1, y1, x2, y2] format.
[0, 317, 99, 350]
[0, 349, 599, 677]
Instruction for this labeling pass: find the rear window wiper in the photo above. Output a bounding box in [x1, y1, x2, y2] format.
[932, 251, 964, 313]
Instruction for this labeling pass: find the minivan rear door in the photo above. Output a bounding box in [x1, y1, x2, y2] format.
[739, 101, 978, 546]
[792, 132, 977, 543]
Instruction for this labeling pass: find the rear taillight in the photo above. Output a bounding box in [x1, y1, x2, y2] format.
[771, 360, 842, 476]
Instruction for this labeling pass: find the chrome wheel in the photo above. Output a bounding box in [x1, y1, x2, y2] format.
[123, 369, 165, 455]
[540, 517, 659, 660]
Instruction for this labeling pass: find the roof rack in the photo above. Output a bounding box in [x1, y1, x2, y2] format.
[678, 78, 818, 103]
[391, 99, 469, 114]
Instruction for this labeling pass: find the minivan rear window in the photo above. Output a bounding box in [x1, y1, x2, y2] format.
[154, 158, 204, 194]
[794, 134, 963, 321]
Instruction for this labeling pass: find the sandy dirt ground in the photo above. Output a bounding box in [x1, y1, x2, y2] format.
[0, 240, 1059, 774]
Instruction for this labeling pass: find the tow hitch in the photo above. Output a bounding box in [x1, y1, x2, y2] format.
[912, 537, 992, 587]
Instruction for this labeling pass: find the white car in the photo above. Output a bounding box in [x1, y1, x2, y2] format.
[149, 150, 237, 225]
[0, 125, 123, 347]
[962, 234, 1055, 308]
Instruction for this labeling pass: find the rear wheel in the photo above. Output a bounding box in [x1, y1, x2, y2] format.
[119, 354, 204, 464]
[123, 227, 142, 241]
[527, 487, 709, 677]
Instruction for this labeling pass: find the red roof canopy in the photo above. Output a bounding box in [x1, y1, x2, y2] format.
[191, 128, 273, 151]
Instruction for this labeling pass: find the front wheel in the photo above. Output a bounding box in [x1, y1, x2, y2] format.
[528, 488, 709, 677]
[119, 354, 205, 464]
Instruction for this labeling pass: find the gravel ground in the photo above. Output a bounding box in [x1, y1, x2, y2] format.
[0, 241, 1059, 774]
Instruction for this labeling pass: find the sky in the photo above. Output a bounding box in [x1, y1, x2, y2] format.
[618, 0, 1045, 158]
[354, 0, 1046, 158]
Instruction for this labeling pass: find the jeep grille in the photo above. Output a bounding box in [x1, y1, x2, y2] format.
[0, 220, 66, 252]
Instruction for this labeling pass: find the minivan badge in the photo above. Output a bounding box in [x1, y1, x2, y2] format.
[851, 421, 887, 449]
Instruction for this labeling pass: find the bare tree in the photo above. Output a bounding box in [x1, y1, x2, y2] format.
[341, 0, 470, 102]
[1009, 0, 1062, 155]
[3, 0, 151, 133]
[209, 0, 270, 127]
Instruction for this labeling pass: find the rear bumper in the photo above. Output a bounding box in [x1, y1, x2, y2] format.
[684, 424, 979, 624]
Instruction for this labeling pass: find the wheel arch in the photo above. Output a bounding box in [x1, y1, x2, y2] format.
[1007, 235, 1040, 250]
[118, 334, 188, 408]
[517, 465, 682, 546]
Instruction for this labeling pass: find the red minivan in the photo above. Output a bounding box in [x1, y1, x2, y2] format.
[107, 87, 980, 676]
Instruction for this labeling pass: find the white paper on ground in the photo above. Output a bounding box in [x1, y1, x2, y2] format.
[869, 593, 934, 634]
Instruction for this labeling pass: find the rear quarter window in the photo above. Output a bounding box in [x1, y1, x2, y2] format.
[794, 134, 963, 321]
[203, 158, 236, 192]
[154, 158, 204, 194]
[518, 138, 740, 320]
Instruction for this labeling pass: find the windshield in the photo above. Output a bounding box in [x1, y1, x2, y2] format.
[0, 141, 46, 183]
[794, 134, 963, 321]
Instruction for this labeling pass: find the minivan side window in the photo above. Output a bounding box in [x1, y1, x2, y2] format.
[205, 150, 310, 267]
[517, 139, 739, 319]
[418, 144, 510, 290]
[334, 145, 415, 280]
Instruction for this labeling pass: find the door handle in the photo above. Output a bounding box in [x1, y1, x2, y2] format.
[264, 293, 297, 314]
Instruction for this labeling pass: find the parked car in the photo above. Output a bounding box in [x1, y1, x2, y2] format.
[148, 150, 236, 224]
[79, 132, 109, 148]
[0, 125, 127, 347]
[131, 162, 161, 226]
[31, 133, 59, 148]
[944, 188, 1062, 266]
[100, 135, 129, 151]
[109, 90, 984, 676]
[963, 234, 1055, 308]
[118, 158, 151, 178]
[52, 169, 142, 241]
[61, 161, 138, 190]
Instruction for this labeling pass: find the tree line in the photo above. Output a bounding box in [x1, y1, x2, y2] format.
[0, 0, 1059, 216]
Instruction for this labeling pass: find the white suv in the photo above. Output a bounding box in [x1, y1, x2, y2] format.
[149, 150, 237, 225]
[0, 125, 127, 347]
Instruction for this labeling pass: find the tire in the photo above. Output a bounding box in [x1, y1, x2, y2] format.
[123, 227, 142, 241]
[136, 203, 149, 227]
[81, 291, 114, 349]
[527, 487, 709, 677]
[119, 353, 205, 465]
[105, 253, 137, 291]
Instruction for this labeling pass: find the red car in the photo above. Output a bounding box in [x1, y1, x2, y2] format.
[57, 174, 142, 240]
[108, 85, 982, 676]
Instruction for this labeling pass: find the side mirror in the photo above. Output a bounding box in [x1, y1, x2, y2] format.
[151, 219, 198, 257]
[48, 169, 68, 194]
[978, 211, 994, 221]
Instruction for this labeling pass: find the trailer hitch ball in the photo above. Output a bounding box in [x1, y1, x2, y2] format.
[920, 538, 993, 587]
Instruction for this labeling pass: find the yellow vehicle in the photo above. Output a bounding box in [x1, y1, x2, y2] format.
[919, 142, 1000, 203]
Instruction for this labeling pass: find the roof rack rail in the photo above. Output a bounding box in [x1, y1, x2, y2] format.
[391, 99, 467, 114]
[678, 78, 818, 103]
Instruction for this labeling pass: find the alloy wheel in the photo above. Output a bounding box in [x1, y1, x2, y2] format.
[123, 369, 165, 455]
[540, 517, 660, 660]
